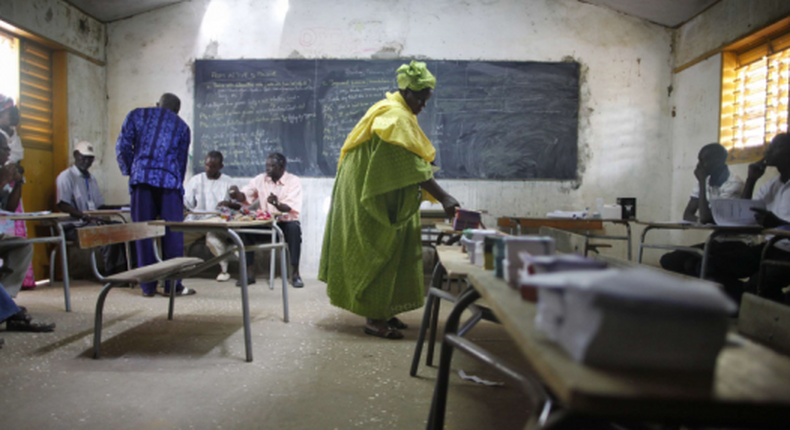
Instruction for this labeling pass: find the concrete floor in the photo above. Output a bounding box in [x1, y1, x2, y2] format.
[1, 277, 533, 429]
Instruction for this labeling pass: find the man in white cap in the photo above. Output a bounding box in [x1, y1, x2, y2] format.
[56, 141, 127, 275]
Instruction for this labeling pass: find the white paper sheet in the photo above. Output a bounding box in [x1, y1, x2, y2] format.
[711, 198, 766, 226]
[0, 210, 52, 216]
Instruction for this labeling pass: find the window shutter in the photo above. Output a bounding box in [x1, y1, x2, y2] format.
[18, 39, 53, 152]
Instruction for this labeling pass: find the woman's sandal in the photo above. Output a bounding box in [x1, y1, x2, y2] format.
[364, 325, 404, 340]
[5, 311, 56, 333]
[387, 317, 408, 330]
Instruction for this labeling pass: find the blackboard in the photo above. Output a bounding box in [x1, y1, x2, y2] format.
[193, 59, 579, 179]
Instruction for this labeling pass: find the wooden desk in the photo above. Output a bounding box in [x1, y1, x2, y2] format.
[427, 263, 790, 429]
[0, 213, 72, 311]
[636, 222, 764, 278]
[500, 217, 634, 260]
[149, 219, 285, 362]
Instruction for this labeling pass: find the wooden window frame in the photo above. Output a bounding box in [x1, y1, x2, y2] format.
[720, 25, 790, 164]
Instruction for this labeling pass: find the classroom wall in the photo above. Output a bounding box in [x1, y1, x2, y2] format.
[666, 0, 788, 248]
[103, 0, 674, 275]
[67, 53, 109, 183]
[0, 0, 105, 62]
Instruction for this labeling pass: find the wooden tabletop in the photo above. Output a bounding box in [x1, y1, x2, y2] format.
[498, 217, 605, 231]
[635, 221, 765, 232]
[466, 269, 790, 424]
[150, 219, 274, 229]
[84, 209, 130, 215]
[0, 213, 70, 221]
[435, 245, 485, 278]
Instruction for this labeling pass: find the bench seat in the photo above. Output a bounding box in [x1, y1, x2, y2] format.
[104, 257, 204, 284]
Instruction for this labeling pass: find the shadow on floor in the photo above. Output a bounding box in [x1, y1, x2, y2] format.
[79, 314, 244, 359]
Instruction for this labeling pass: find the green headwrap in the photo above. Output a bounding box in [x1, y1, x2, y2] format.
[396, 60, 436, 91]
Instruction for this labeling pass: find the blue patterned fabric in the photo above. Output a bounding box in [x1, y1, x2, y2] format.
[116, 107, 191, 193]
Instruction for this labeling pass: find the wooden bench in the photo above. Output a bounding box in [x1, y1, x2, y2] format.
[739, 293, 790, 356]
[76, 222, 214, 359]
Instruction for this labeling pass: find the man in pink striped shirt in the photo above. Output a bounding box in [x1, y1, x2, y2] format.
[228, 153, 304, 287]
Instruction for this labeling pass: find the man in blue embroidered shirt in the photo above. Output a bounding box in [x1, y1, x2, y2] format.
[116, 93, 195, 297]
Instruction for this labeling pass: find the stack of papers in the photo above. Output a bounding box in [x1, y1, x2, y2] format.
[0, 210, 52, 216]
[711, 198, 765, 226]
[528, 268, 736, 372]
[546, 210, 587, 219]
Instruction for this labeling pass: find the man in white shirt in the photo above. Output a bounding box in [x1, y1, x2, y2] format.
[707, 133, 790, 304]
[56, 141, 128, 275]
[660, 143, 744, 276]
[227, 153, 303, 288]
[183, 151, 235, 282]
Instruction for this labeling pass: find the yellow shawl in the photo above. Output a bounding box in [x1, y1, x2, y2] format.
[338, 92, 436, 166]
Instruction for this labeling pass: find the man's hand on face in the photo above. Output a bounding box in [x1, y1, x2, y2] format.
[694, 163, 709, 182]
[748, 160, 767, 180]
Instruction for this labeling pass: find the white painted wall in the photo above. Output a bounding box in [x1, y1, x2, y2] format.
[0, 0, 104, 62]
[104, 0, 675, 275]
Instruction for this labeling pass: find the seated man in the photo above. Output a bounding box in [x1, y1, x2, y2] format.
[705, 133, 790, 303]
[660, 143, 743, 276]
[225, 153, 304, 288]
[0, 134, 44, 324]
[183, 151, 235, 281]
[56, 141, 127, 275]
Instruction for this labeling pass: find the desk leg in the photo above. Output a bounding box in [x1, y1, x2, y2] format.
[699, 231, 719, 279]
[756, 237, 780, 296]
[426, 287, 481, 430]
[411, 262, 445, 377]
[273, 223, 290, 323]
[227, 230, 253, 362]
[426, 272, 449, 367]
[625, 222, 632, 261]
[269, 226, 276, 291]
[114, 214, 133, 272]
[54, 223, 71, 312]
[637, 226, 655, 264]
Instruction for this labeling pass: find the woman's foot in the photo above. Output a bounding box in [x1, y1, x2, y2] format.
[364, 318, 403, 339]
[216, 272, 231, 282]
[387, 317, 408, 330]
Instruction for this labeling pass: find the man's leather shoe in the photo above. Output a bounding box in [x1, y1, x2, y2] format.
[292, 275, 304, 288]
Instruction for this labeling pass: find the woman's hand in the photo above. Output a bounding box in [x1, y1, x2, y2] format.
[441, 195, 460, 219]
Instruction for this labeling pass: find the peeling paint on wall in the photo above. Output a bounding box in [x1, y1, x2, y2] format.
[0, 0, 106, 62]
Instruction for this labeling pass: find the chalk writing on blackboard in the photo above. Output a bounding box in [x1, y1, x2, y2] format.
[194, 59, 579, 179]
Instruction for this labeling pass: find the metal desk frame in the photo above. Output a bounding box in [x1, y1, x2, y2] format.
[502, 217, 634, 261]
[0, 214, 72, 311]
[142, 220, 290, 362]
[426, 268, 790, 430]
[636, 222, 763, 278]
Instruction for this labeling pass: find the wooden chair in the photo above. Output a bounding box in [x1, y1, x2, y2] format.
[76, 222, 225, 358]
